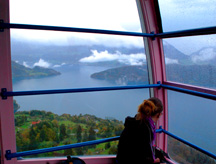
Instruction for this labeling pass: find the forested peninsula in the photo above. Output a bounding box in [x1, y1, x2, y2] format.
[12, 61, 60, 81]
[91, 64, 216, 87]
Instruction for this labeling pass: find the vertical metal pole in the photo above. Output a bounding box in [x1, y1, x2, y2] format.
[0, 0, 17, 163]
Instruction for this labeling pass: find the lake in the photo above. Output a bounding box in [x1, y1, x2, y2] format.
[12, 64, 216, 154]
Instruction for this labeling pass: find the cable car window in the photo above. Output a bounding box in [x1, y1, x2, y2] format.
[158, 0, 216, 32]
[10, 0, 150, 158]
[167, 90, 216, 162]
[163, 35, 216, 90]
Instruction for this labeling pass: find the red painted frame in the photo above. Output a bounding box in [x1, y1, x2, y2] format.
[138, 0, 168, 151]
[0, 0, 17, 164]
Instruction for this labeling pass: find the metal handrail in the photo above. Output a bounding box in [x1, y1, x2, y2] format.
[1, 21, 216, 38]
[5, 136, 120, 160]
[0, 21, 154, 38]
[1, 83, 216, 100]
[1, 84, 160, 99]
[5, 128, 216, 160]
[161, 84, 216, 100]
[158, 127, 216, 160]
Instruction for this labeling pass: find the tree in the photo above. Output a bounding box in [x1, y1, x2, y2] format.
[75, 147, 84, 155]
[88, 127, 96, 148]
[76, 125, 82, 143]
[83, 130, 88, 142]
[29, 126, 38, 150]
[108, 145, 118, 154]
[105, 142, 111, 149]
[64, 141, 75, 156]
[59, 124, 67, 141]
[13, 99, 20, 113]
[88, 127, 96, 141]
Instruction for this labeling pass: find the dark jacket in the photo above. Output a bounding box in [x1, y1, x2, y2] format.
[116, 116, 155, 164]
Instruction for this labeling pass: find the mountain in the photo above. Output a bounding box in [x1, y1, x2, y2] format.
[12, 61, 61, 80]
[163, 41, 190, 64]
[11, 39, 190, 67]
[91, 64, 216, 87]
[11, 39, 145, 66]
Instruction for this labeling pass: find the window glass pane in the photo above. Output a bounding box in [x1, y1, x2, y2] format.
[11, 31, 147, 89]
[10, 0, 141, 32]
[10, 0, 149, 158]
[168, 136, 216, 164]
[158, 0, 216, 32]
[168, 91, 216, 158]
[15, 90, 149, 157]
[163, 35, 216, 89]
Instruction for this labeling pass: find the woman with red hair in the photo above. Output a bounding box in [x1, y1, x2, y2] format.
[116, 97, 163, 164]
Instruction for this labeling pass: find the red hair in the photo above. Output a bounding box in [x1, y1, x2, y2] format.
[136, 97, 163, 120]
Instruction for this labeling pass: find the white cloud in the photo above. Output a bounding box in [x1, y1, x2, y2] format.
[33, 59, 51, 68]
[53, 63, 66, 68]
[192, 48, 216, 63]
[79, 50, 146, 65]
[165, 58, 179, 64]
[23, 61, 30, 68]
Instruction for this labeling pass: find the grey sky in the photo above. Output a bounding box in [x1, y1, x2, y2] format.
[159, 0, 216, 54]
[10, 0, 216, 55]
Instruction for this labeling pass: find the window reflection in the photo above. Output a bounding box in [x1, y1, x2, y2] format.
[163, 35, 216, 89]
[158, 0, 216, 32]
[168, 136, 216, 164]
[168, 90, 216, 155]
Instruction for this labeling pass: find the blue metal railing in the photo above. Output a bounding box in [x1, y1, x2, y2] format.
[5, 128, 216, 160]
[155, 26, 216, 38]
[1, 83, 216, 100]
[5, 136, 120, 160]
[1, 84, 160, 99]
[0, 21, 155, 38]
[161, 84, 216, 100]
[1, 21, 216, 38]
[158, 127, 216, 160]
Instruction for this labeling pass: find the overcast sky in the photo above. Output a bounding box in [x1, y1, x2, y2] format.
[10, 0, 216, 55]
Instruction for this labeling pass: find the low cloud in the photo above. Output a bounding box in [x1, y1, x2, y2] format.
[33, 59, 51, 68]
[192, 48, 216, 63]
[165, 58, 179, 64]
[23, 61, 30, 68]
[79, 50, 146, 65]
[53, 63, 66, 68]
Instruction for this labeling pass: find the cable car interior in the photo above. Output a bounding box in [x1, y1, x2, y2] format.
[0, 0, 216, 163]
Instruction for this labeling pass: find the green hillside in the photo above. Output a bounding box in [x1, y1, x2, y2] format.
[14, 110, 216, 163]
[12, 61, 61, 81]
[15, 110, 124, 157]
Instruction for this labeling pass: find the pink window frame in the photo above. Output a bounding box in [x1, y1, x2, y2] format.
[1, 0, 215, 163]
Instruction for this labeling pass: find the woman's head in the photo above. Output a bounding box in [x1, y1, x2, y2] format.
[136, 97, 163, 121]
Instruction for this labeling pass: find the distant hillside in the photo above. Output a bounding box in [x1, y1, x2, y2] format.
[11, 39, 193, 67]
[12, 61, 61, 80]
[91, 64, 216, 87]
[91, 65, 149, 85]
[163, 41, 190, 64]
